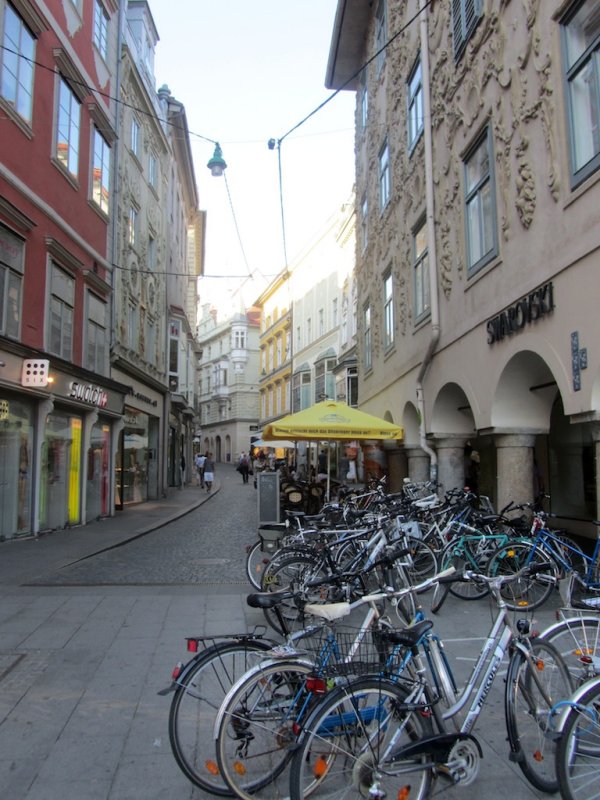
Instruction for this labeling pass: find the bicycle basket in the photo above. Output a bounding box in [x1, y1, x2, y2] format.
[300, 625, 407, 679]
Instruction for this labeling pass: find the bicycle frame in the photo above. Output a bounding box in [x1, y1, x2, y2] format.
[529, 522, 600, 587]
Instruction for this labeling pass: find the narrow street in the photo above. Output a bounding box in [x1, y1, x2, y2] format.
[0, 466, 561, 799]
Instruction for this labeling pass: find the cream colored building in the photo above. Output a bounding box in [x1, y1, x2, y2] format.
[327, 0, 600, 533]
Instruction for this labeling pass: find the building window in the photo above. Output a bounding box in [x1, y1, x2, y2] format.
[147, 234, 156, 270]
[91, 129, 110, 214]
[408, 57, 423, 151]
[127, 206, 138, 248]
[146, 318, 156, 362]
[315, 358, 336, 402]
[93, 0, 109, 61]
[148, 151, 158, 189]
[131, 116, 140, 157]
[562, 0, 600, 186]
[375, 0, 386, 76]
[464, 128, 497, 274]
[1, 3, 35, 123]
[0, 222, 24, 338]
[56, 78, 80, 177]
[49, 264, 74, 359]
[306, 317, 312, 343]
[361, 193, 368, 251]
[86, 293, 107, 373]
[332, 297, 338, 328]
[129, 301, 139, 351]
[318, 308, 324, 337]
[359, 68, 368, 129]
[363, 305, 372, 372]
[414, 220, 430, 320]
[233, 329, 246, 349]
[379, 139, 391, 211]
[383, 271, 394, 350]
[452, 0, 483, 61]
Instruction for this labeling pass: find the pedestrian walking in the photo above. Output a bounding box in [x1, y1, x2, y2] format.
[195, 452, 206, 487]
[180, 454, 186, 488]
[238, 452, 250, 484]
[203, 453, 215, 492]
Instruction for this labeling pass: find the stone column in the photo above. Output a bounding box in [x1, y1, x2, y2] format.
[434, 437, 469, 495]
[588, 423, 600, 521]
[494, 433, 537, 513]
[404, 447, 430, 484]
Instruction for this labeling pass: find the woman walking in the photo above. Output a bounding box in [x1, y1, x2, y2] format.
[203, 453, 215, 492]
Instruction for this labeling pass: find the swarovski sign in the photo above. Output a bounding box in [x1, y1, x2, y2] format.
[486, 282, 554, 345]
[69, 381, 108, 408]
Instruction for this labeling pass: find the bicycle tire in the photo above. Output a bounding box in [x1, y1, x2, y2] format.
[168, 638, 275, 794]
[260, 552, 332, 635]
[438, 539, 489, 600]
[539, 615, 600, 687]
[486, 540, 556, 610]
[215, 658, 315, 800]
[404, 535, 438, 586]
[245, 539, 270, 590]
[556, 676, 600, 800]
[289, 676, 433, 800]
[505, 639, 573, 793]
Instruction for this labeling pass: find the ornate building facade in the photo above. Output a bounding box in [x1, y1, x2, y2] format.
[328, 0, 600, 533]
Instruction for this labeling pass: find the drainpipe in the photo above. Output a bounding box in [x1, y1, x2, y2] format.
[415, 0, 440, 483]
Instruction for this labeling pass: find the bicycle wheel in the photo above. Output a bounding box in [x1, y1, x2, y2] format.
[289, 677, 433, 800]
[246, 539, 271, 590]
[438, 539, 489, 600]
[430, 578, 451, 614]
[556, 677, 600, 800]
[540, 615, 600, 687]
[486, 541, 556, 610]
[260, 552, 332, 635]
[404, 535, 438, 586]
[505, 639, 573, 793]
[215, 658, 315, 800]
[168, 639, 274, 794]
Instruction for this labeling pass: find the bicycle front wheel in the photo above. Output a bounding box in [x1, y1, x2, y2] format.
[289, 677, 433, 800]
[556, 676, 600, 800]
[215, 658, 315, 800]
[505, 639, 573, 792]
[487, 541, 556, 610]
[168, 638, 274, 795]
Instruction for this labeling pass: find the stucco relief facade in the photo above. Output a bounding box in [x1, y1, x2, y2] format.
[328, 0, 600, 532]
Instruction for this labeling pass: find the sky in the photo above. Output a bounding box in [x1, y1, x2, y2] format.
[149, 0, 356, 315]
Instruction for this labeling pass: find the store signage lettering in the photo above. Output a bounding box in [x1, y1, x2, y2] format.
[486, 282, 554, 345]
[69, 381, 108, 408]
[128, 388, 158, 407]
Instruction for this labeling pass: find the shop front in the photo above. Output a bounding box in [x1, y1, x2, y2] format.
[113, 378, 165, 508]
[0, 351, 127, 538]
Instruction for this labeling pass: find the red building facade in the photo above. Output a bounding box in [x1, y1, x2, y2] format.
[0, 0, 127, 537]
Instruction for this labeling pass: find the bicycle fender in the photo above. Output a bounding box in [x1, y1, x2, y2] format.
[551, 676, 600, 735]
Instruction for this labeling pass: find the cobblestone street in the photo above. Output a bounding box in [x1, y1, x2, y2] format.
[26, 466, 258, 589]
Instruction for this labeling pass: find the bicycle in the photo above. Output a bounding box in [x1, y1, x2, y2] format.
[213, 566, 450, 800]
[288, 566, 573, 799]
[554, 675, 600, 800]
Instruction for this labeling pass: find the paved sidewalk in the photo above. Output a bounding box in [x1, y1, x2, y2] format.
[0, 480, 219, 587]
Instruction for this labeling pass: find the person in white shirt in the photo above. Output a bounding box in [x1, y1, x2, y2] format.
[195, 452, 207, 488]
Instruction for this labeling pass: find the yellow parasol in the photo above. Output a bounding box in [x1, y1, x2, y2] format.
[262, 400, 403, 442]
[262, 401, 403, 499]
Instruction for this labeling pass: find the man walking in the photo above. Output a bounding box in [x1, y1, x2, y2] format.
[195, 452, 206, 488]
[238, 452, 250, 484]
